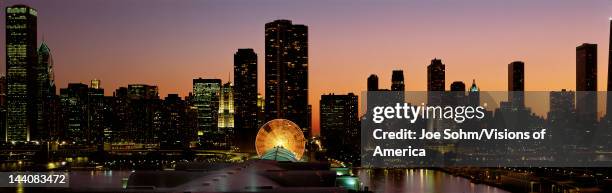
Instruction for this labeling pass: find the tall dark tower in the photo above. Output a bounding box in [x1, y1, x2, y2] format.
[233, 48, 258, 152]
[427, 59, 445, 91]
[367, 74, 379, 91]
[319, 93, 359, 164]
[34, 42, 55, 141]
[508, 61, 525, 108]
[391, 70, 404, 91]
[607, 19, 612, 118]
[576, 43, 598, 128]
[427, 59, 445, 106]
[264, 20, 309, 137]
[5, 5, 37, 142]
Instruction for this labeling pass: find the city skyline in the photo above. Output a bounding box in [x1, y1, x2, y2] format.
[1, 0, 612, 134]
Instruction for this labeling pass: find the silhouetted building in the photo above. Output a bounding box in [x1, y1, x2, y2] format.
[450, 81, 466, 91]
[468, 79, 480, 107]
[264, 19, 309, 137]
[448, 81, 466, 107]
[549, 89, 576, 144]
[119, 84, 162, 144]
[367, 74, 379, 91]
[88, 79, 105, 145]
[5, 5, 37, 142]
[427, 59, 445, 107]
[233, 48, 258, 152]
[160, 94, 190, 148]
[320, 93, 359, 164]
[508, 61, 525, 109]
[59, 83, 89, 143]
[127, 84, 158, 100]
[549, 89, 575, 125]
[428, 59, 445, 91]
[607, 19, 612, 119]
[391, 70, 404, 91]
[0, 76, 5, 106]
[193, 78, 221, 146]
[0, 76, 5, 140]
[576, 43, 598, 129]
[33, 42, 55, 141]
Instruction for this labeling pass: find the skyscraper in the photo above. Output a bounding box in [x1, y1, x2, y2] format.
[367, 74, 379, 91]
[160, 94, 189, 148]
[88, 79, 105, 145]
[233, 48, 258, 151]
[390, 70, 404, 91]
[193, 78, 221, 144]
[0, 76, 5, 141]
[264, 19, 309, 137]
[6, 5, 37, 142]
[607, 19, 612, 118]
[576, 43, 598, 128]
[218, 82, 234, 149]
[428, 59, 445, 91]
[468, 79, 480, 107]
[319, 93, 359, 164]
[127, 84, 159, 100]
[549, 89, 575, 126]
[59, 83, 89, 143]
[33, 42, 55, 141]
[91, 79, 100, 89]
[125, 84, 161, 144]
[508, 61, 525, 108]
[428, 59, 445, 107]
[0, 76, 5, 107]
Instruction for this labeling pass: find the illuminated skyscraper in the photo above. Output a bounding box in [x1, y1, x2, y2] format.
[257, 93, 265, 127]
[576, 43, 598, 129]
[91, 79, 100, 89]
[508, 61, 525, 108]
[264, 19, 309, 138]
[193, 78, 221, 144]
[218, 82, 234, 149]
[233, 48, 258, 151]
[5, 5, 37, 142]
[367, 74, 379, 91]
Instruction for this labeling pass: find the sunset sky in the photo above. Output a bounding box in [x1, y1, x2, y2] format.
[1, 0, 612, 135]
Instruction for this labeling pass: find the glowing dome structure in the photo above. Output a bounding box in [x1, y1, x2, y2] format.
[255, 119, 306, 160]
[261, 146, 298, 162]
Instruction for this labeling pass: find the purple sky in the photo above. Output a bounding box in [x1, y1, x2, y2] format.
[2, 0, 612, 134]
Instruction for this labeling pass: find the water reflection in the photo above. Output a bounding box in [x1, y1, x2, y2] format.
[357, 169, 509, 193]
[3, 169, 509, 193]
